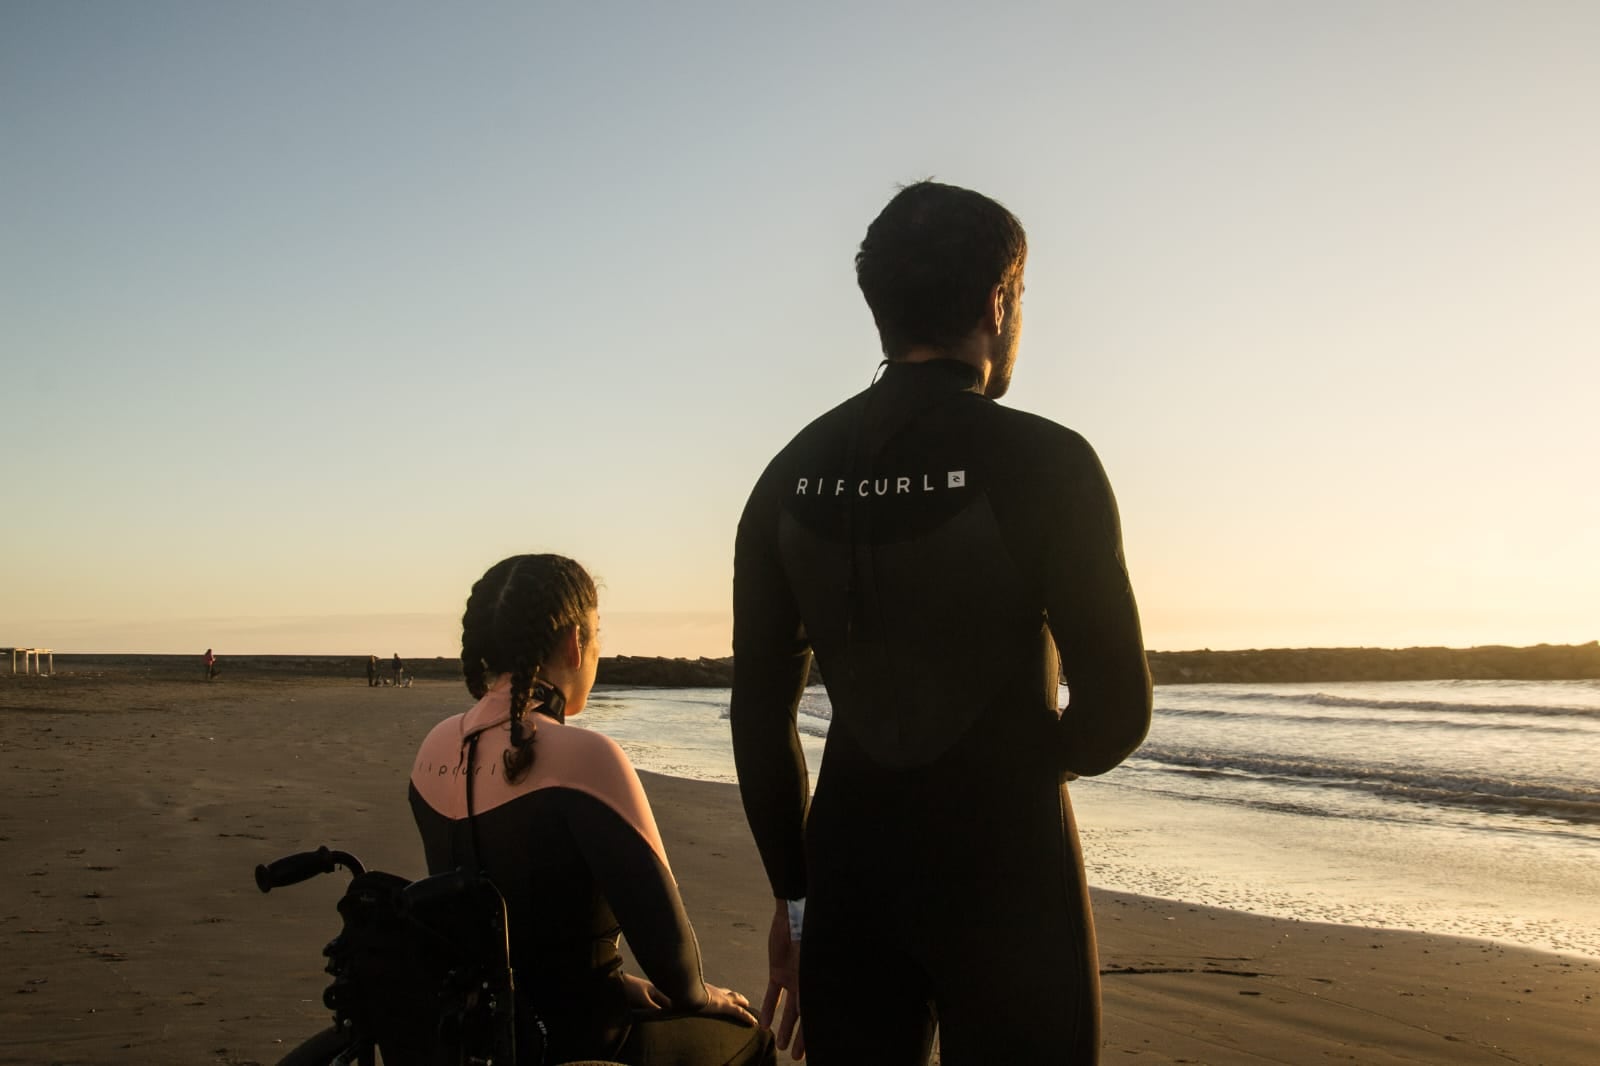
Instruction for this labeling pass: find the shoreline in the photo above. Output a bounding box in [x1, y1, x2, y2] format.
[11, 639, 1600, 686]
[1, 677, 1595, 1064]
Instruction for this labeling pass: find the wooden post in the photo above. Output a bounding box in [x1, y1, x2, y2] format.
[3, 648, 53, 676]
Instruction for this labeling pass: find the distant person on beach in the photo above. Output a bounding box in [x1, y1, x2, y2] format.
[731, 181, 1153, 1063]
[203, 648, 217, 682]
[391, 652, 403, 687]
[409, 553, 775, 1065]
[367, 655, 379, 687]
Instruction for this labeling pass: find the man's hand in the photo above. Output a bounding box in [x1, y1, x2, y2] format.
[761, 899, 805, 1059]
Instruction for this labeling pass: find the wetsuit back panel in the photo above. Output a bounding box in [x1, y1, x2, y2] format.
[779, 492, 1039, 768]
[732, 357, 1153, 1063]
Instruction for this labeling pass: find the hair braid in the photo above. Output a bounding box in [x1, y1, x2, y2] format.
[460, 554, 598, 785]
[504, 655, 539, 782]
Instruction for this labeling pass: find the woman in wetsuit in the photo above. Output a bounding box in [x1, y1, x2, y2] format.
[409, 553, 774, 1065]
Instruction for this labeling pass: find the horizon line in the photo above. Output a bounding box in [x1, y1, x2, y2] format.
[17, 640, 1597, 660]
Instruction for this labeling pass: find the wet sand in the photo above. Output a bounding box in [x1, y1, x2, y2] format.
[1, 675, 1595, 1064]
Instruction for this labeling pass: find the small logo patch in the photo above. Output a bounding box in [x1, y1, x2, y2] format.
[947, 470, 966, 488]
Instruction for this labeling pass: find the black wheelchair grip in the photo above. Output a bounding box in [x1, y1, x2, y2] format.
[256, 846, 336, 893]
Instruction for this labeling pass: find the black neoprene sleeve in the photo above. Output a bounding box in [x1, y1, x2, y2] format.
[559, 790, 709, 1011]
[1030, 431, 1153, 775]
[729, 475, 813, 902]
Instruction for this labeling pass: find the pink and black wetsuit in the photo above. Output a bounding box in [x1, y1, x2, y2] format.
[732, 358, 1153, 1064]
[410, 690, 769, 1064]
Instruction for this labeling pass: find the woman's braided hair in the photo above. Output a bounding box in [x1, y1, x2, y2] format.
[461, 554, 598, 784]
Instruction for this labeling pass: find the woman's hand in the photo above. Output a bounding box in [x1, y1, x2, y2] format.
[700, 984, 758, 1027]
[621, 972, 672, 1012]
[623, 974, 755, 1026]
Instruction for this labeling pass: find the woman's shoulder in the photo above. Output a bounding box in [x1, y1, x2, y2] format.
[411, 712, 466, 781]
[417, 710, 467, 749]
[532, 721, 666, 860]
[533, 717, 637, 784]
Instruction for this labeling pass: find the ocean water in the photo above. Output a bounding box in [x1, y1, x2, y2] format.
[579, 680, 1600, 959]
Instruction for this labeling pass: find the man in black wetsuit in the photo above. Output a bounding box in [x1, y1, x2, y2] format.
[731, 181, 1152, 1064]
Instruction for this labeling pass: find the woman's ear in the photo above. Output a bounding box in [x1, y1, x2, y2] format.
[559, 623, 584, 669]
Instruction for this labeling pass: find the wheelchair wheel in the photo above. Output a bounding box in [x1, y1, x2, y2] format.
[275, 1025, 357, 1065]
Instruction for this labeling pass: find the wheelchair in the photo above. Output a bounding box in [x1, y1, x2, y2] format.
[257, 846, 626, 1066]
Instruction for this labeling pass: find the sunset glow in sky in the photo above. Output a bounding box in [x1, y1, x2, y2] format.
[4, 2, 1596, 657]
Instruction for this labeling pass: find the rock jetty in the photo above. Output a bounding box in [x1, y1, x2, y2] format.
[18, 642, 1598, 687]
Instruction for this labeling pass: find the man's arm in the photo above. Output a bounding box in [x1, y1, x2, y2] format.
[729, 474, 812, 900]
[1042, 434, 1152, 776]
[730, 473, 812, 1057]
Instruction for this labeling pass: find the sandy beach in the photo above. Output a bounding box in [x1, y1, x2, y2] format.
[1, 674, 1595, 1065]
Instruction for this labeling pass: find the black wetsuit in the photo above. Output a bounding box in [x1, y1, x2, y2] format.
[411, 699, 774, 1065]
[731, 359, 1152, 1064]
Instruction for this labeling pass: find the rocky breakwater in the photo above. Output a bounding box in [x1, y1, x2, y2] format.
[598, 655, 736, 687]
[20, 643, 1598, 689]
[1147, 641, 1600, 684]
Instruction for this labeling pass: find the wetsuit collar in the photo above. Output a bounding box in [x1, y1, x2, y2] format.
[880, 357, 985, 393]
[459, 688, 562, 739]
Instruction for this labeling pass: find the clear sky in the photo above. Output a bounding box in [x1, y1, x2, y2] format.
[3, 2, 1596, 658]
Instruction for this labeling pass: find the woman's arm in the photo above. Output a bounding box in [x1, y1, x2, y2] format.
[557, 787, 710, 1011]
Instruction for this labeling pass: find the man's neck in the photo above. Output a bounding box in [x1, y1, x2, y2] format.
[893, 340, 991, 392]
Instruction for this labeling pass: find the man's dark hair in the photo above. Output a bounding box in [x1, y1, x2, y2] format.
[855, 180, 1027, 360]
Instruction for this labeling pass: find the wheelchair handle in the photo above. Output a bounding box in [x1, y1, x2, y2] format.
[255, 846, 366, 893]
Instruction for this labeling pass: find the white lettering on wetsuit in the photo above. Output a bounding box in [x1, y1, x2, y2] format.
[795, 471, 967, 496]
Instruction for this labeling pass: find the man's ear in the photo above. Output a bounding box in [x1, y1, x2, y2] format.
[988, 283, 1006, 335]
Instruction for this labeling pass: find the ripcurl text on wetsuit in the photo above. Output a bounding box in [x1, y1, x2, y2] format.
[731, 358, 1152, 1064]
